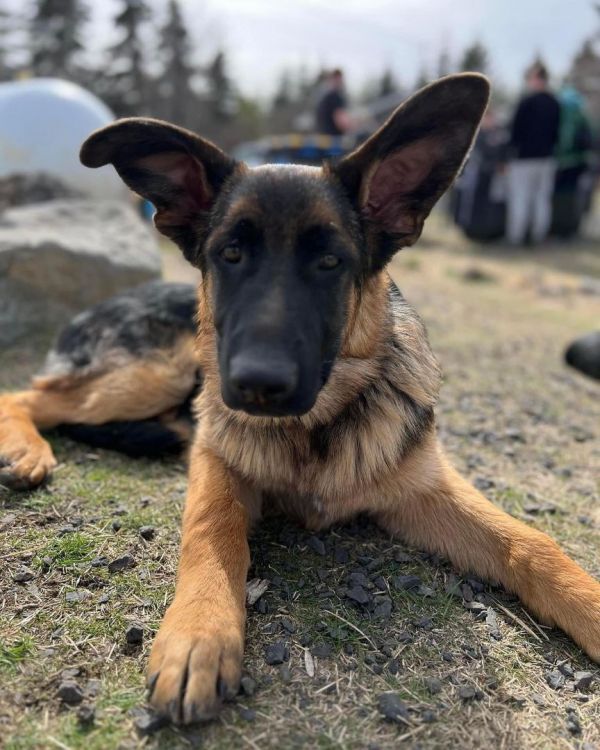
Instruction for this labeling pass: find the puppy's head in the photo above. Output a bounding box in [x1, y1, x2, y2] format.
[81, 74, 489, 417]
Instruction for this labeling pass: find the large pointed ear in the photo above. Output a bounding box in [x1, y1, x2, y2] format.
[332, 73, 490, 270]
[80, 117, 239, 261]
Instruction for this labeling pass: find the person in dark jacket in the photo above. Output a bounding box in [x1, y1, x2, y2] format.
[315, 69, 351, 136]
[506, 61, 560, 244]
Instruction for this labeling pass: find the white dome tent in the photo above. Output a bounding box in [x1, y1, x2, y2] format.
[0, 78, 126, 199]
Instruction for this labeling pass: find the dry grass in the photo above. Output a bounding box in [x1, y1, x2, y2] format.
[1, 216, 599, 749]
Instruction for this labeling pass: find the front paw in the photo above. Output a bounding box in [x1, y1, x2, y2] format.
[147, 605, 244, 724]
[0, 438, 56, 490]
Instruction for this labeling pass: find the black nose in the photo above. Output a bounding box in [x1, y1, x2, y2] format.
[228, 354, 299, 408]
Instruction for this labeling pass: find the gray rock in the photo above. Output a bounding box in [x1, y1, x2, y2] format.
[240, 676, 256, 696]
[546, 670, 565, 690]
[13, 567, 34, 583]
[307, 536, 326, 555]
[393, 574, 421, 591]
[77, 703, 95, 726]
[58, 680, 84, 705]
[0, 200, 161, 346]
[572, 671, 594, 691]
[125, 624, 144, 645]
[108, 554, 135, 573]
[139, 526, 155, 541]
[346, 585, 370, 605]
[424, 677, 442, 695]
[265, 641, 288, 665]
[377, 692, 410, 724]
[130, 706, 168, 735]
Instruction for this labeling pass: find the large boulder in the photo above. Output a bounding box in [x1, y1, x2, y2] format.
[0, 200, 162, 345]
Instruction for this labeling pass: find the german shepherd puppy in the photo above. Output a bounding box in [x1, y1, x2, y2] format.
[1, 75, 598, 725]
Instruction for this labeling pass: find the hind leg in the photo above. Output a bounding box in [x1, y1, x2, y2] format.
[0, 346, 198, 490]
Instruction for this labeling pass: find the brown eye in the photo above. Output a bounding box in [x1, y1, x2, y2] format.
[221, 245, 242, 263]
[318, 253, 340, 270]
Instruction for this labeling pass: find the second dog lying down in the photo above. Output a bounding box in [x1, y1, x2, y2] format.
[0, 74, 598, 725]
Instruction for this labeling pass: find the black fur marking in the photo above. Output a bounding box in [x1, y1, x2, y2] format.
[59, 419, 186, 458]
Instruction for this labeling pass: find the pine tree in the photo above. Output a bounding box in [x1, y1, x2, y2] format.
[459, 41, 489, 74]
[157, 0, 195, 126]
[105, 0, 150, 115]
[206, 50, 236, 121]
[0, 4, 11, 79]
[378, 68, 398, 97]
[29, 0, 89, 78]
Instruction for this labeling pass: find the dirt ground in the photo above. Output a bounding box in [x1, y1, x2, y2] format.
[1, 215, 599, 749]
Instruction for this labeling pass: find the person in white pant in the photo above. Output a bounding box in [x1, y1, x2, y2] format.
[506, 62, 560, 245]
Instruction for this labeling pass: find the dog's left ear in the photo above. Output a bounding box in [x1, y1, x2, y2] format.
[332, 73, 490, 270]
[80, 117, 238, 261]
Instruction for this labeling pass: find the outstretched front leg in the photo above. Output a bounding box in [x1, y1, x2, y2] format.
[0, 391, 57, 489]
[375, 437, 600, 662]
[147, 446, 261, 724]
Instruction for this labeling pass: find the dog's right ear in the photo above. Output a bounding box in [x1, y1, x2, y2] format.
[80, 117, 238, 261]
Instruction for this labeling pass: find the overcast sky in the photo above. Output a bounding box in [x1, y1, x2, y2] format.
[33, 0, 600, 98]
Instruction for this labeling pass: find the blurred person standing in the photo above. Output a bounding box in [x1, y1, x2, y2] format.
[506, 61, 560, 244]
[315, 68, 351, 135]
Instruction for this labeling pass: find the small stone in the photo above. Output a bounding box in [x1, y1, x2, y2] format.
[347, 570, 370, 587]
[279, 664, 292, 682]
[531, 693, 546, 706]
[546, 670, 565, 690]
[424, 677, 442, 695]
[125, 624, 144, 645]
[240, 676, 256, 696]
[377, 692, 409, 724]
[239, 707, 256, 721]
[346, 585, 370, 605]
[58, 680, 84, 705]
[442, 651, 454, 662]
[485, 608, 502, 640]
[414, 617, 433, 630]
[421, 709, 437, 723]
[557, 661, 575, 679]
[77, 703, 95, 725]
[373, 597, 392, 619]
[112, 506, 127, 516]
[393, 574, 421, 591]
[139, 526, 155, 541]
[107, 554, 135, 573]
[464, 601, 487, 618]
[572, 671, 594, 691]
[311, 643, 333, 659]
[246, 578, 269, 606]
[130, 706, 168, 735]
[387, 658, 399, 675]
[307, 536, 326, 556]
[458, 685, 479, 701]
[524, 503, 557, 515]
[280, 618, 296, 634]
[265, 640, 288, 665]
[111, 520, 122, 532]
[65, 591, 89, 603]
[393, 550, 413, 563]
[334, 547, 349, 564]
[98, 593, 109, 604]
[13, 567, 34, 583]
[90, 556, 108, 568]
